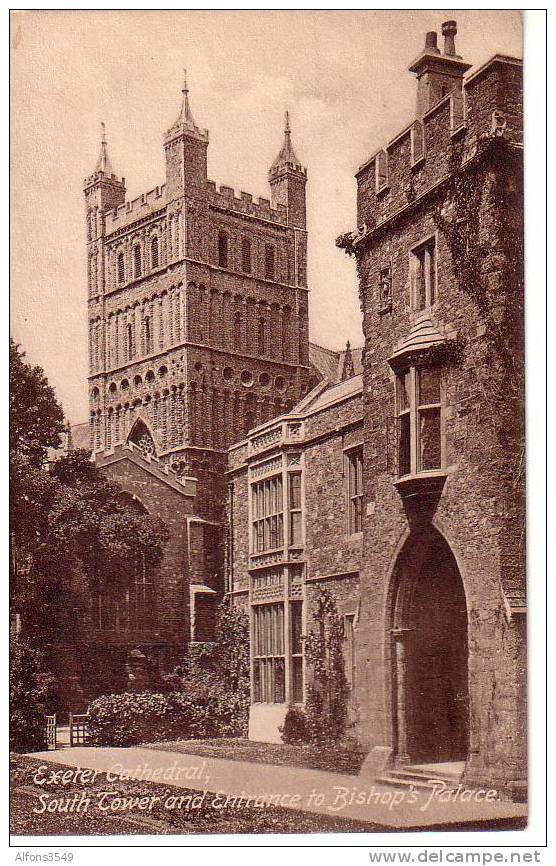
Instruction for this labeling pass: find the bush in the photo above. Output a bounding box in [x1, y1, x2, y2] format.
[10, 635, 56, 753]
[88, 686, 249, 747]
[280, 705, 310, 744]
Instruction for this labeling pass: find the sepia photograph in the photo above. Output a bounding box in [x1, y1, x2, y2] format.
[9, 8, 539, 846]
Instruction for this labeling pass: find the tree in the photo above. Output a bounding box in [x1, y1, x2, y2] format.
[304, 590, 349, 742]
[10, 339, 64, 467]
[10, 341, 169, 645]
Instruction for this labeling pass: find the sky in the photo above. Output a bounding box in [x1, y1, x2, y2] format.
[10, 10, 522, 424]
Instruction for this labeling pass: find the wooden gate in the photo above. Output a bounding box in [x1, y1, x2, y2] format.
[45, 714, 57, 750]
[69, 712, 90, 746]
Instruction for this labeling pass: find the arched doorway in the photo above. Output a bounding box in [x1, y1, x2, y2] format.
[391, 528, 469, 765]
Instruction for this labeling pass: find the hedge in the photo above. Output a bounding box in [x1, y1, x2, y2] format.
[88, 688, 249, 747]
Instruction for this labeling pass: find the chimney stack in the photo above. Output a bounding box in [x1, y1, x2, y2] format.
[409, 19, 471, 117]
[424, 31, 440, 54]
[442, 20, 458, 57]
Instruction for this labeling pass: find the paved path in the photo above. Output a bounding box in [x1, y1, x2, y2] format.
[29, 745, 526, 830]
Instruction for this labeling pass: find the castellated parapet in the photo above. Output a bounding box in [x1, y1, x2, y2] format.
[353, 55, 522, 240]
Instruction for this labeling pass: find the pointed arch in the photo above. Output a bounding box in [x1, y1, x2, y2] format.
[127, 417, 157, 458]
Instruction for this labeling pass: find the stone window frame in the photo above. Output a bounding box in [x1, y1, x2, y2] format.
[394, 364, 446, 480]
[117, 250, 125, 285]
[343, 612, 357, 692]
[375, 149, 389, 193]
[251, 473, 284, 555]
[252, 602, 286, 704]
[378, 257, 394, 314]
[409, 231, 438, 311]
[344, 446, 364, 535]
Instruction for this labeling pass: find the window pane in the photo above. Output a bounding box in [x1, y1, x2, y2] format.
[397, 372, 410, 412]
[419, 407, 441, 470]
[289, 473, 301, 509]
[290, 511, 302, 545]
[418, 367, 440, 405]
[399, 413, 411, 476]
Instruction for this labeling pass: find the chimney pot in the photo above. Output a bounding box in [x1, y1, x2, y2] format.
[424, 31, 440, 53]
[442, 20, 457, 56]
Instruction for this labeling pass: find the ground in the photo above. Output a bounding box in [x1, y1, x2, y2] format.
[10, 755, 377, 836]
[143, 737, 369, 775]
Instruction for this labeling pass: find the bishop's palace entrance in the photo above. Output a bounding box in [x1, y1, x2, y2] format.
[391, 528, 470, 766]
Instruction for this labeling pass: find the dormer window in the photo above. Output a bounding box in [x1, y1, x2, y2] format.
[375, 150, 388, 192]
[133, 245, 142, 279]
[218, 231, 228, 268]
[410, 236, 437, 310]
[117, 252, 125, 284]
[242, 237, 252, 273]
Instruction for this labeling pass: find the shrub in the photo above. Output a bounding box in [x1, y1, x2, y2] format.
[280, 705, 310, 744]
[87, 686, 249, 747]
[10, 635, 56, 753]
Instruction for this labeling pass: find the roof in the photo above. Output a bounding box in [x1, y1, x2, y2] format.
[309, 341, 364, 385]
[292, 373, 363, 416]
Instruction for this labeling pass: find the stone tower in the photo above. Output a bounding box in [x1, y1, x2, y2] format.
[82, 79, 313, 679]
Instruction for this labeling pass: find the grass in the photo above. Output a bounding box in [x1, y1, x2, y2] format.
[9, 754, 378, 836]
[142, 737, 369, 775]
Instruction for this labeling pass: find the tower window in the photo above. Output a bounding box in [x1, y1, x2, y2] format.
[410, 237, 437, 310]
[117, 252, 125, 284]
[241, 237, 252, 274]
[151, 236, 159, 269]
[265, 244, 275, 280]
[218, 231, 228, 268]
[134, 245, 142, 279]
[258, 318, 266, 356]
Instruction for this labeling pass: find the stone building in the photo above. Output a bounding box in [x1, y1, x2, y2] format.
[227, 346, 364, 740]
[79, 79, 318, 694]
[228, 21, 525, 797]
[336, 22, 525, 795]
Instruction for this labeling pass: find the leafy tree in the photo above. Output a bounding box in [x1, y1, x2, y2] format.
[10, 339, 64, 467]
[10, 341, 169, 645]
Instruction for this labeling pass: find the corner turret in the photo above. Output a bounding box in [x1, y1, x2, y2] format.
[268, 111, 307, 229]
[164, 71, 209, 201]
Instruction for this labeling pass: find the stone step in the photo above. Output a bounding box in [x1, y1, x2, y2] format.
[377, 768, 462, 791]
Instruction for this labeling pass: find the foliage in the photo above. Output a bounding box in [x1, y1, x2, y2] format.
[302, 590, 350, 743]
[160, 601, 250, 738]
[10, 341, 169, 648]
[164, 601, 250, 696]
[10, 634, 57, 753]
[10, 340, 65, 468]
[280, 705, 310, 744]
[88, 688, 248, 747]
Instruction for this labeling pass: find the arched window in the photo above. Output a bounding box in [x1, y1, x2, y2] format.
[144, 317, 152, 354]
[117, 252, 125, 284]
[133, 245, 142, 279]
[265, 244, 275, 280]
[218, 231, 228, 268]
[126, 323, 134, 360]
[151, 236, 159, 269]
[233, 310, 242, 350]
[241, 237, 252, 273]
[258, 317, 266, 356]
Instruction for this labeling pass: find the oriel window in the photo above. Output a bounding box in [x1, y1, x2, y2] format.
[253, 603, 285, 703]
[396, 366, 442, 477]
[288, 473, 302, 546]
